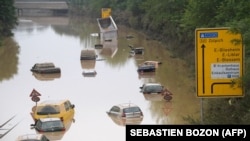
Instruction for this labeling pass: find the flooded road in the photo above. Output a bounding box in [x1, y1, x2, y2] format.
[0, 16, 200, 141]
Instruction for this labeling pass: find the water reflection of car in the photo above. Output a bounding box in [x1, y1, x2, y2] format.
[106, 103, 143, 120]
[31, 99, 75, 122]
[80, 60, 96, 69]
[107, 114, 143, 126]
[16, 133, 49, 141]
[32, 72, 61, 81]
[138, 71, 156, 79]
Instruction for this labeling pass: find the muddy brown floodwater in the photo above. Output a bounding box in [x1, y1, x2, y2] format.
[0, 16, 200, 141]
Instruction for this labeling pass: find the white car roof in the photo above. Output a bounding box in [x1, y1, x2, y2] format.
[143, 83, 162, 86]
[37, 99, 69, 105]
[39, 117, 61, 122]
[116, 103, 139, 109]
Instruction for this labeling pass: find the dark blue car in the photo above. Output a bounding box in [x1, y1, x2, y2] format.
[137, 64, 156, 73]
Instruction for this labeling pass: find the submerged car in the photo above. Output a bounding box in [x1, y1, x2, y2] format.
[106, 103, 143, 119]
[16, 134, 49, 141]
[82, 69, 97, 77]
[128, 44, 144, 55]
[140, 83, 164, 94]
[108, 114, 143, 126]
[32, 116, 74, 141]
[30, 63, 61, 74]
[80, 49, 97, 60]
[139, 61, 162, 68]
[140, 83, 173, 101]
[31, 99, 75, 122]
[137, 64, 156, 73]
[31, 118, 65, 132]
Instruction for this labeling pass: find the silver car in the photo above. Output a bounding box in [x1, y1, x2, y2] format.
[31, 118, 65, 132]
[106, 103, 143, 119]
[139, 83, 164, 94]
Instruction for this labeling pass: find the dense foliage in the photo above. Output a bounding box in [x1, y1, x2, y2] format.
[68, 0, 250, 124]
[0, 0, 17, 43]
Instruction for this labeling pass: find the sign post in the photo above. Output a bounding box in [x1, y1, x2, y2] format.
[195, 27, 244, 97]
[30, 89, 41, 106]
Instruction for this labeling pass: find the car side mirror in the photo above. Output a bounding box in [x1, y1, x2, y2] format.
[106, 111, 110, 114]
[30, 123, 35, 127]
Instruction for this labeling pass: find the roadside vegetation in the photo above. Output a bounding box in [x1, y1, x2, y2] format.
[0, 0, 19, 82]
[0, 0, 17, 44]
[1, 0, 249, 123]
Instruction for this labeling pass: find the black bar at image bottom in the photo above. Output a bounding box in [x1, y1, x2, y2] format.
[126, 125, 250, 140]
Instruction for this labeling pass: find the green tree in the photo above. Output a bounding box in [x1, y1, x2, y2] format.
[0, 0, 18, 42]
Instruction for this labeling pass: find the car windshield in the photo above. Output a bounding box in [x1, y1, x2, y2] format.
[124, 107, 141, 113]
[36, 105, 60, 115]
[144, 85, 163, 93]
[41, 120, 64, 130]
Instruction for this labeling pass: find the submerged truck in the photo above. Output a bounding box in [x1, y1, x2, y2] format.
[97, 16, 118, 42]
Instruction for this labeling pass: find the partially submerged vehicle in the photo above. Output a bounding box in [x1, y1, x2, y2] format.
[82, 69, 97, 77]
[94, 44, 103, 49]
[128, 44, 144, 55]
[106, 103, 143, 119]
[138, 72, 156, 79]
[140, 83, 164, 94]
[31, 99, 75, 122]
[30, 63, 61, 74]
[30, 118, 65, 132]
[137, 64, 156, 73]
[97, 16, 118, 42]
[139, 61, 162, 68]
[139, 83, 173, 101]
[80, 49, 97, 60]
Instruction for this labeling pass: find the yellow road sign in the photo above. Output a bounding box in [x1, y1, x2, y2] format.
[102, 8, 111, 18]
[195, 27, 244, 97]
